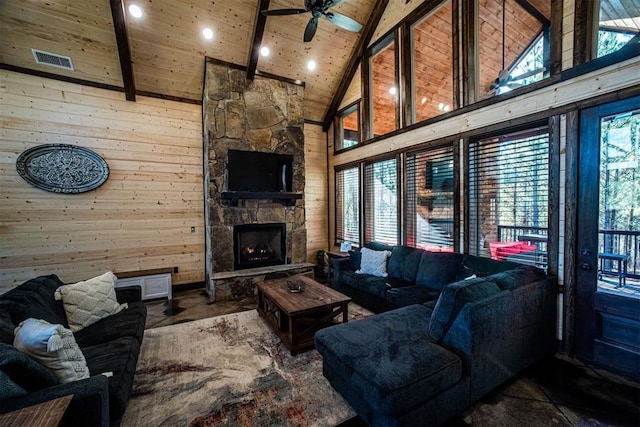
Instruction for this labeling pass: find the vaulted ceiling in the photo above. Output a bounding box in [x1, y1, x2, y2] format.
[1, 0, 638, 128]
[0, 0, 377, 123]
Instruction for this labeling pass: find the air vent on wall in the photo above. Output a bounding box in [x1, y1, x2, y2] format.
[31, 49, 74, 71]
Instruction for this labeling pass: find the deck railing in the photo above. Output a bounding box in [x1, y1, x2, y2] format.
[495, 225, 639, 279]
[599, 230, 640, 279]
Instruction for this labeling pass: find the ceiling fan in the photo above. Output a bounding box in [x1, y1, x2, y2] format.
[262, 0, 363, 42]
[484, 67, 546, 98]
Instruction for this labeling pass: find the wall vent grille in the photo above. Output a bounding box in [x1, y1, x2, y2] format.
[32, 49, 74, 71]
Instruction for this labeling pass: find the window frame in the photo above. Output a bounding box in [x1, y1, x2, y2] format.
[363, 155, 401, 246]
[334, 101, 361, 153]
[464, 122, 552, 268]
[334, 164, 362, 247]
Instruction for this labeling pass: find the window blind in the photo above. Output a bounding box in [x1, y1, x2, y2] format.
[335, 167, 360, 246]
[468, 126, 549, 267]
[406, 145, 454, 251]
[364, 158, 398, 245]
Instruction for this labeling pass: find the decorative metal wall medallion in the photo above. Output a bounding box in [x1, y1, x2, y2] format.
[16, 144, 109, 193]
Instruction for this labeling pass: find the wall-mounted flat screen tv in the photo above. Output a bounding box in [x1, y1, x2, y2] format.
[227, 150, 293, 193]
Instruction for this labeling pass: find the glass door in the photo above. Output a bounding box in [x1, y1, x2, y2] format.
[576, 96, 640, 380]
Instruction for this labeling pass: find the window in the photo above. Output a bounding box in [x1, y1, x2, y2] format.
[335, 167, 360, 246]
[370, 35, 398, 138]
[468, 126, 549, 268]
[336, 103, 359, 151]
[596, 1, 639, 58]
[364, 158, 398, 245]
[406, 145, 455, 252]
[411, 0, 454, 122]
[478, 0, 550, 99]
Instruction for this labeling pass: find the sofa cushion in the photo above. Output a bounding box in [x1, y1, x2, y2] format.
[0, 370, 28, 399]
[415, 252, 464, 291]
[13, 318, 90, 384]
[491, 266, 547, 291]
[429, 277, 502, 342]
[314, 304, 462, 416]
[386, 286, 441, 308]
[462, 254, 520, 277]
[74, 301, 147, 348]
[54, 272, 127, 333]
[351, 276, 390, 299]
[365, 241, 395, 252]
[356, 247, 391, 277]
[0, 275, 68, 327]
[0, 342, 59, 392]
[83, 336, 141, 422]
[387, 246, 423, 283]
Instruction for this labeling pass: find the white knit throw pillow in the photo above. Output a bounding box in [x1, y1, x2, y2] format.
[54, 272, 127, 332]
[356, 247, 391, 277]
[13, 318, 90, 384]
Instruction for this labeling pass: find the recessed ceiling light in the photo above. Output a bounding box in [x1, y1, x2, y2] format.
[202, 27, 214, 40]
[260, 46, 270, 57]
[307, 60, 316, 71]
[128, 4, 143, 19]
[389, 87, 397, 95]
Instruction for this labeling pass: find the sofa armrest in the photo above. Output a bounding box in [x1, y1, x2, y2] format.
[442, 277, 556, 402]
[115, 285, 142, 303]
[0, 375, 110, 427]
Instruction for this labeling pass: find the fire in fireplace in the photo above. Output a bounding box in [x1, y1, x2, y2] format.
[233, 223, 286, 270]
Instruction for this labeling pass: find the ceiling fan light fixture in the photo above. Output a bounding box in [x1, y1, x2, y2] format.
[307, 60, 317, 71]
[128, 4, 143, 19]
[202, 27, 214, 40]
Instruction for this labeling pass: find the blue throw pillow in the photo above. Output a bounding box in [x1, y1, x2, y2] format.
[428, 278, 502, 342]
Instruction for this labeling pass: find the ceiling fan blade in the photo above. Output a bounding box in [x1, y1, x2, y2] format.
[262, 8, 308, 16]
[304, 17, 319, 42]
[324, 12, 362, 32]
[509, 67, 546, 82]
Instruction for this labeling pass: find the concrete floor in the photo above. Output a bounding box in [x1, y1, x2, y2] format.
[144, 287, 640, 427]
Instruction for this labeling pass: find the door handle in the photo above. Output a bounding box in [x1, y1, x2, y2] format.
[580, 263, 592, 270]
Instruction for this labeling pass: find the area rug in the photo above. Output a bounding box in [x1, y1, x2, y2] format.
[121, 305, 372, 427]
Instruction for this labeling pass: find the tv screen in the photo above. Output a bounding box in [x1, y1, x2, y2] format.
[227, 150, 293, 192]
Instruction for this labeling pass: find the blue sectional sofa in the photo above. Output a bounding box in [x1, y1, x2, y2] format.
[316, 244, 556, 426]
[0, 275, 146, 426]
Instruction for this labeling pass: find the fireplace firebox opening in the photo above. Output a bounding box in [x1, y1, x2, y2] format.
[233, 223, 286, 270]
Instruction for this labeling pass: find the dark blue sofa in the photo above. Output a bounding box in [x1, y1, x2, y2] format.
[316, 244, 556, 426]
[0, 275, 146, 426]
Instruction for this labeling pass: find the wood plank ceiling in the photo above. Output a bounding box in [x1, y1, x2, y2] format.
[0, 0, 637, 125]
[0, 0, 376, 122]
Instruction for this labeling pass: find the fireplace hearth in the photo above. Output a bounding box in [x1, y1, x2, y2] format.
[234, 223, 286, 270]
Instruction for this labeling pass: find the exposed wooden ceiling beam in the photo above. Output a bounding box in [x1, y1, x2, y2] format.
[322, 0, 389, 131]
[109, 0, 136, 101]
[515, 0, 550, 26]
[247, 0, 271, 81]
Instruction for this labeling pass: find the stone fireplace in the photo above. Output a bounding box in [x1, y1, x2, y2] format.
[234, 223, 286, 270]
[202, 59, 309, 300]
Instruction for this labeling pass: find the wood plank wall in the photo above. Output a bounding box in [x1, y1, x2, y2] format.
[304, 123, 329, 262]
[0, 70, 205, 292]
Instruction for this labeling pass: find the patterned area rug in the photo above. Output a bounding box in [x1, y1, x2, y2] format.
[121, 305, 372, 427]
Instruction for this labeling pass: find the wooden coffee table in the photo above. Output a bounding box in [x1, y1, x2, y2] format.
[257, 275, 351, 355]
